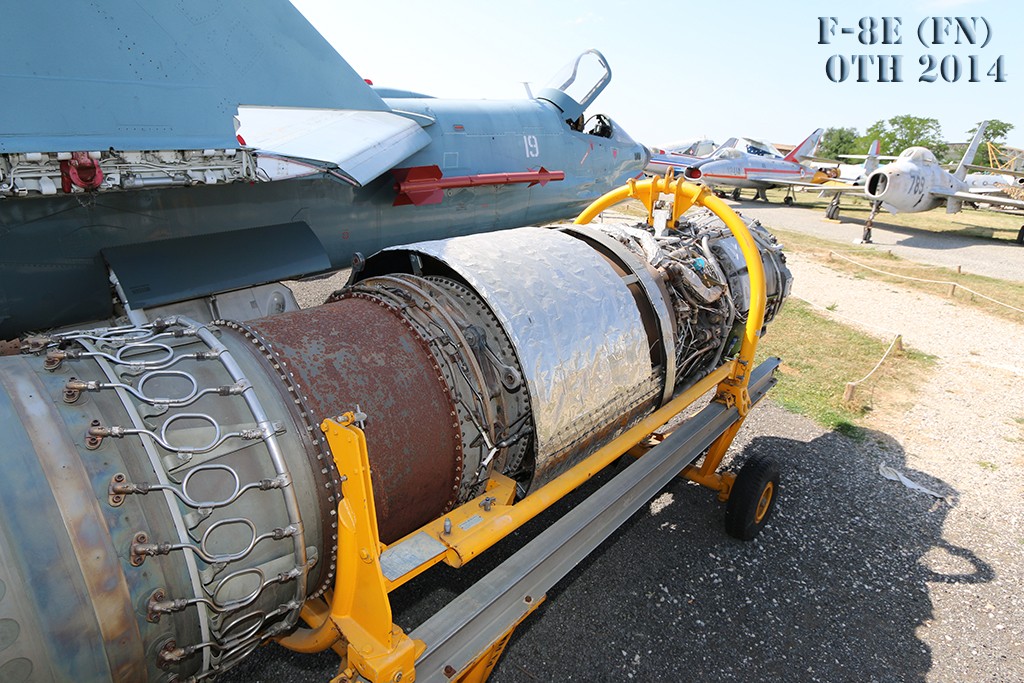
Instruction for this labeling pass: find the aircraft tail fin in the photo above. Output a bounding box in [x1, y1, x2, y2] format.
[864, 139, 882, 175]
[954, 122, 987, 181]
[784, 128, 824, 163]
[711, 138, 738, 156]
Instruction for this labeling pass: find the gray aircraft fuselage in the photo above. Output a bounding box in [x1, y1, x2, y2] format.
[0, 4, 646, 338]
[694, 153, 818, 190]
[0, 97, 645, 338]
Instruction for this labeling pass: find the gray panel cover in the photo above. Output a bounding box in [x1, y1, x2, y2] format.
[386, 227, 656, 459]
[103, 222, 331, 308]
[0, 2, 390, 153]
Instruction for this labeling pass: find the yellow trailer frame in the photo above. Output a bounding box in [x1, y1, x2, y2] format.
[277, 176, 777, 682]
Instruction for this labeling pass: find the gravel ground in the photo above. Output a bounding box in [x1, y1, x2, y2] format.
[223, 223, 1024, 683]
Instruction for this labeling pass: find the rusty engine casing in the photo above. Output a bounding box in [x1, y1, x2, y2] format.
[0, 217, 790, 680]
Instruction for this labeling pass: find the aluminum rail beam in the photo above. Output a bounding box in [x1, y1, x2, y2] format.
[407, 357, 780, 682]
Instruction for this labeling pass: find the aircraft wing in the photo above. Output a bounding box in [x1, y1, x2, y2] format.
[930, 187, 1024, 210]
[237, 107, 432, 186]
[837, 154, 899, 161]
[0, 2, 428, 185]
[966, 186, 1013, 195]
[804, 154, 899, 165]
[814, 185, 868, 196]
[963, 164, 1024, 178]
[802, 155, 840, 165]
[743, 172, 832, 187]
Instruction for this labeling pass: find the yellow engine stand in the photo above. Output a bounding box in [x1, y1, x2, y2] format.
[276, 175, 770, 682]
[278, 414, 424, 682]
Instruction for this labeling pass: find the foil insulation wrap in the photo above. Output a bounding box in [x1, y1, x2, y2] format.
[372, 227, 661, 480]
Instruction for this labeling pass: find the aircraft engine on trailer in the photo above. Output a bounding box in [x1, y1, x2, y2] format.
[0, 217, 789, 681]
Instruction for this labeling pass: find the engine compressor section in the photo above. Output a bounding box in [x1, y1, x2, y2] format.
[0, 197, 790, 681]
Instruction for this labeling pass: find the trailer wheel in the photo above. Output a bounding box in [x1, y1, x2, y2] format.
[725, 453, 780, 540]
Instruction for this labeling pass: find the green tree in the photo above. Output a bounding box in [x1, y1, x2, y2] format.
[862, 115, 946, 161]
[965, 119, 1014, 166]
[817, 127, 860, 160]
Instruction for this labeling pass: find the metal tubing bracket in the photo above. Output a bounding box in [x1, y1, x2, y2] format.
[279, 413, 423, 682]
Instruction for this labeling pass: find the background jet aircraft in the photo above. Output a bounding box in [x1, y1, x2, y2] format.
[0, 3, 646, 340]
[963, 168, 1024, 202]
[806, 140, 896, 186]
[680, 129, 830, 203]
[817, 122, 1024, 241]
[644, 138, 717, 176]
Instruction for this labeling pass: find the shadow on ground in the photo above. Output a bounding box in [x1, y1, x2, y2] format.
[487, 426, 988, 683]
[223, 408, 990, 683]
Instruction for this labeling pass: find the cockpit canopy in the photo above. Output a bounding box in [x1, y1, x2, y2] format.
[536, 49, 612, 123]
[735, 137, 783, 158]
[899, 147, 938, 165]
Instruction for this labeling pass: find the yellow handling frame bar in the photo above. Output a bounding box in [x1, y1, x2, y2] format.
[277, 175, 768, 682]
[575, 173, 767, 499]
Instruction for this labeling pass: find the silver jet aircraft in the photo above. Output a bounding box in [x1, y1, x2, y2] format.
[819, 122, 1024, 242]
[680, 129, 829, 204]
[643, 138, 717, 176]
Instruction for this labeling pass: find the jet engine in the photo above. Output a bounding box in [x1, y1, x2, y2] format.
[0, 214, 789, 681]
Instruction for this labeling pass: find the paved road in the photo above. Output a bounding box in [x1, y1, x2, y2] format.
[729, 199, 1024, 283]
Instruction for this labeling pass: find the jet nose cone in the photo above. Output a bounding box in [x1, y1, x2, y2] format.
[638, 144, 651, 170]
[865, 170, 889, 199]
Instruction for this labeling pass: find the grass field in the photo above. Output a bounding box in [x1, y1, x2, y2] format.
[768, 186, 1024, 242]
[602, 192, 1015, 434]
[769, 227, 1024, 325]
[756, 299, 934, 436]
[610, 188, 1024, 243]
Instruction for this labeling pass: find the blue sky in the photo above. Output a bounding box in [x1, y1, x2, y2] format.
[291, 0, 1022, 150]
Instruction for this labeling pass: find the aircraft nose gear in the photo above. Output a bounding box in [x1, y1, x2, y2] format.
[860, 200, 881, 243]
[825, 192, 843, 221]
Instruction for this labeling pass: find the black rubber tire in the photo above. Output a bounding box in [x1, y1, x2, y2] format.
[1016, 225, 1024, 245]
[731, 189, 741, 200]
[783, 195, 794, 206]
[825, 204, 838, 220]
[724, 452, 780, 540]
